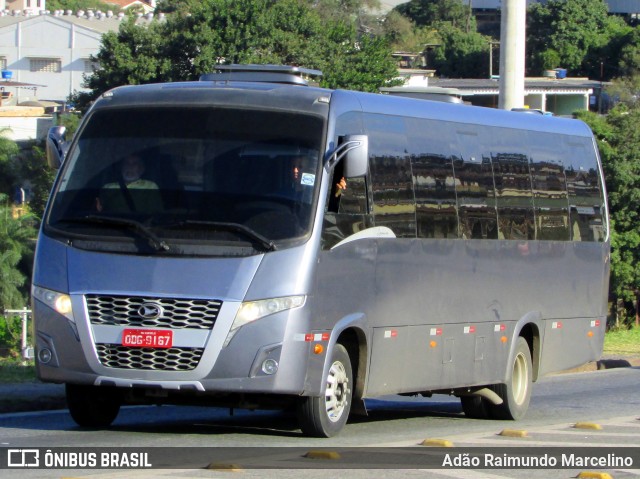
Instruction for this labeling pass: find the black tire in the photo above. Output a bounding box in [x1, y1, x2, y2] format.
[461, 395, 491, 419]
[489, 336, 532, 420]
[297, 343, 353, 437]
[66, 383, 121, 428]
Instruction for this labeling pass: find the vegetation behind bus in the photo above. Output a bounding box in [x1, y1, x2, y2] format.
[3, 0, 640, 359]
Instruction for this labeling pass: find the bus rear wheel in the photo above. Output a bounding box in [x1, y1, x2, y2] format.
[297, 343, 352, 437]
[66, 384, 121, 428]
[489, 336, 532, 420]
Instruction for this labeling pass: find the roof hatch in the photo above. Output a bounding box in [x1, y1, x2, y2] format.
[199, 64, 323, 86]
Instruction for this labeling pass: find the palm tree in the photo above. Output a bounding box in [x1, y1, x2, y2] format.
[0, 194, 36, 310]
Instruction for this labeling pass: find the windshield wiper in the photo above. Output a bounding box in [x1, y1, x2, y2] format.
[165, 220, 277, 252]
[57, 215, 170, 252]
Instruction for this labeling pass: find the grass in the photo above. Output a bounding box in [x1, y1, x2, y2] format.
[0, 356, 36, 383]
[603, 325, 640, 356]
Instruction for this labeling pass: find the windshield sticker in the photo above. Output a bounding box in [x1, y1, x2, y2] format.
[301, 173, 315, 186]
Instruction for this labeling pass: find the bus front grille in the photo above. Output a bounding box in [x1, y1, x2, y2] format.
[96, 344, 204, 371]
[86, 295, 222, 329]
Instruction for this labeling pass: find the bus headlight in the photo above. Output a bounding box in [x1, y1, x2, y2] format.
[32, 286, 74, 322]
[223, 295, 305, 347]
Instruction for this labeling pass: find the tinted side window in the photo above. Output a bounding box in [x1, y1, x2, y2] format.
[529, 132, 570, 240]
[492, 129, 535, 240]
[564, 137, 606, 242]
[453, 127, 497, 239]
[407, 118, 458, 239]
[366, 114, 416, 238]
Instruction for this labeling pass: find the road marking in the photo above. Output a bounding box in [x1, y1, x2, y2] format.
[498, 429, 528, 437]
[421, 438, 454, 447]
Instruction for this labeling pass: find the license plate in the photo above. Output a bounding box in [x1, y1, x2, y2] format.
[122, 329, 173, 348]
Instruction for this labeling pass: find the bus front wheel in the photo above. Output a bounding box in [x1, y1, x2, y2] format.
[66, 383, 121, 428]
[297, 343, 352, 437]
[489, 336, 532, 420]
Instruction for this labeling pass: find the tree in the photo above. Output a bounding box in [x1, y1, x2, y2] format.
[0, 130, 19, 196]
[46, 0, 121, 13]
[429, 22, 490, 78]
[0, 195, 35, 309]
[383, 10, 440, 55]
[526, 0, 621, 77]
[388, 0, 488, 77]
[576, 106, 640, 323]
[395, 0, 474, 32]
[72, 0, 399, 109]
[616, 26, 640, 77]
[72, 17, 172, 110]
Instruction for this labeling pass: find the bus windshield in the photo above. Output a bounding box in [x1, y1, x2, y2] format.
[46, 107, 324, 256]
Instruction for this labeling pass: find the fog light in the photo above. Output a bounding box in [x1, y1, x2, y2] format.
[261, 359, 279, 375]
[38, 348, 52, 364]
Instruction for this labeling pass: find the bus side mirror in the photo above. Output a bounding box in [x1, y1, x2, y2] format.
[342, 134, 368, 178]
[46, 126, 67, 169]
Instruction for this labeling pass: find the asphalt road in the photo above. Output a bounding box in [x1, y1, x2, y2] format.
[1, 365, 639, 478]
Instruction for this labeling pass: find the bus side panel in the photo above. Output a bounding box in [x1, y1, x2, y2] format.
[342, 235, 604, 397]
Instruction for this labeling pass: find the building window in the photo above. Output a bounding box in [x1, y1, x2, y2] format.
[84, 60, 99, 73]
[30, 58, 62, 73]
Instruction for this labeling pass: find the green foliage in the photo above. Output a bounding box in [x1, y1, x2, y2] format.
[607, 74, 640, 107]
[0, 315, 21, 353]
[13, 146, 56, 220]
[73, 0, 399, 110]
[0, 195, 36, 310]
[603, 325, 640, 355]
[320, 31, 402, 92]
[389, 0, 487, 77]
[46, 0, 121, 12]
[616, 26, 640, 77]
[395, 0, 475, 32]
[0, 131, 20, 196]
[576, 106, 640, 314]
[57, 112, 82, 138]
[526, 0, 622, 77]
[72, 17, 173, 110]
[0, 357, 36, 382]
[429, 22, 490, 78]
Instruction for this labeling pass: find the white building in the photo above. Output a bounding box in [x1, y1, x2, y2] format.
[0, 9, 159, 103]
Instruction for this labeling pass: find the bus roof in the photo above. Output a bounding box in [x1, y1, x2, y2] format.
[97, 79, 593, 139]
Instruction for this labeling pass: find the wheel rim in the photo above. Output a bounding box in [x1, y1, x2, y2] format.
[512, 351, 529, 405]
[325, 360, 350, 423]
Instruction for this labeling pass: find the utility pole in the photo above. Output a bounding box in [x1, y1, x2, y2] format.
[498, 0, 526, 110]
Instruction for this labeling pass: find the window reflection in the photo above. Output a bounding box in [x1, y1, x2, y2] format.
[564, 139, 605, 242]
[454, 129, 497, 239]
[322, 112, 605, 248]
[367, 115, 416, 238]
[529, 132, 570, 240]
[493, 138, 535, 241]
[407, 119, 458, 239]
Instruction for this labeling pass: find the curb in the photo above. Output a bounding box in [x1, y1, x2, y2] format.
[554, 356, 640, 375]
